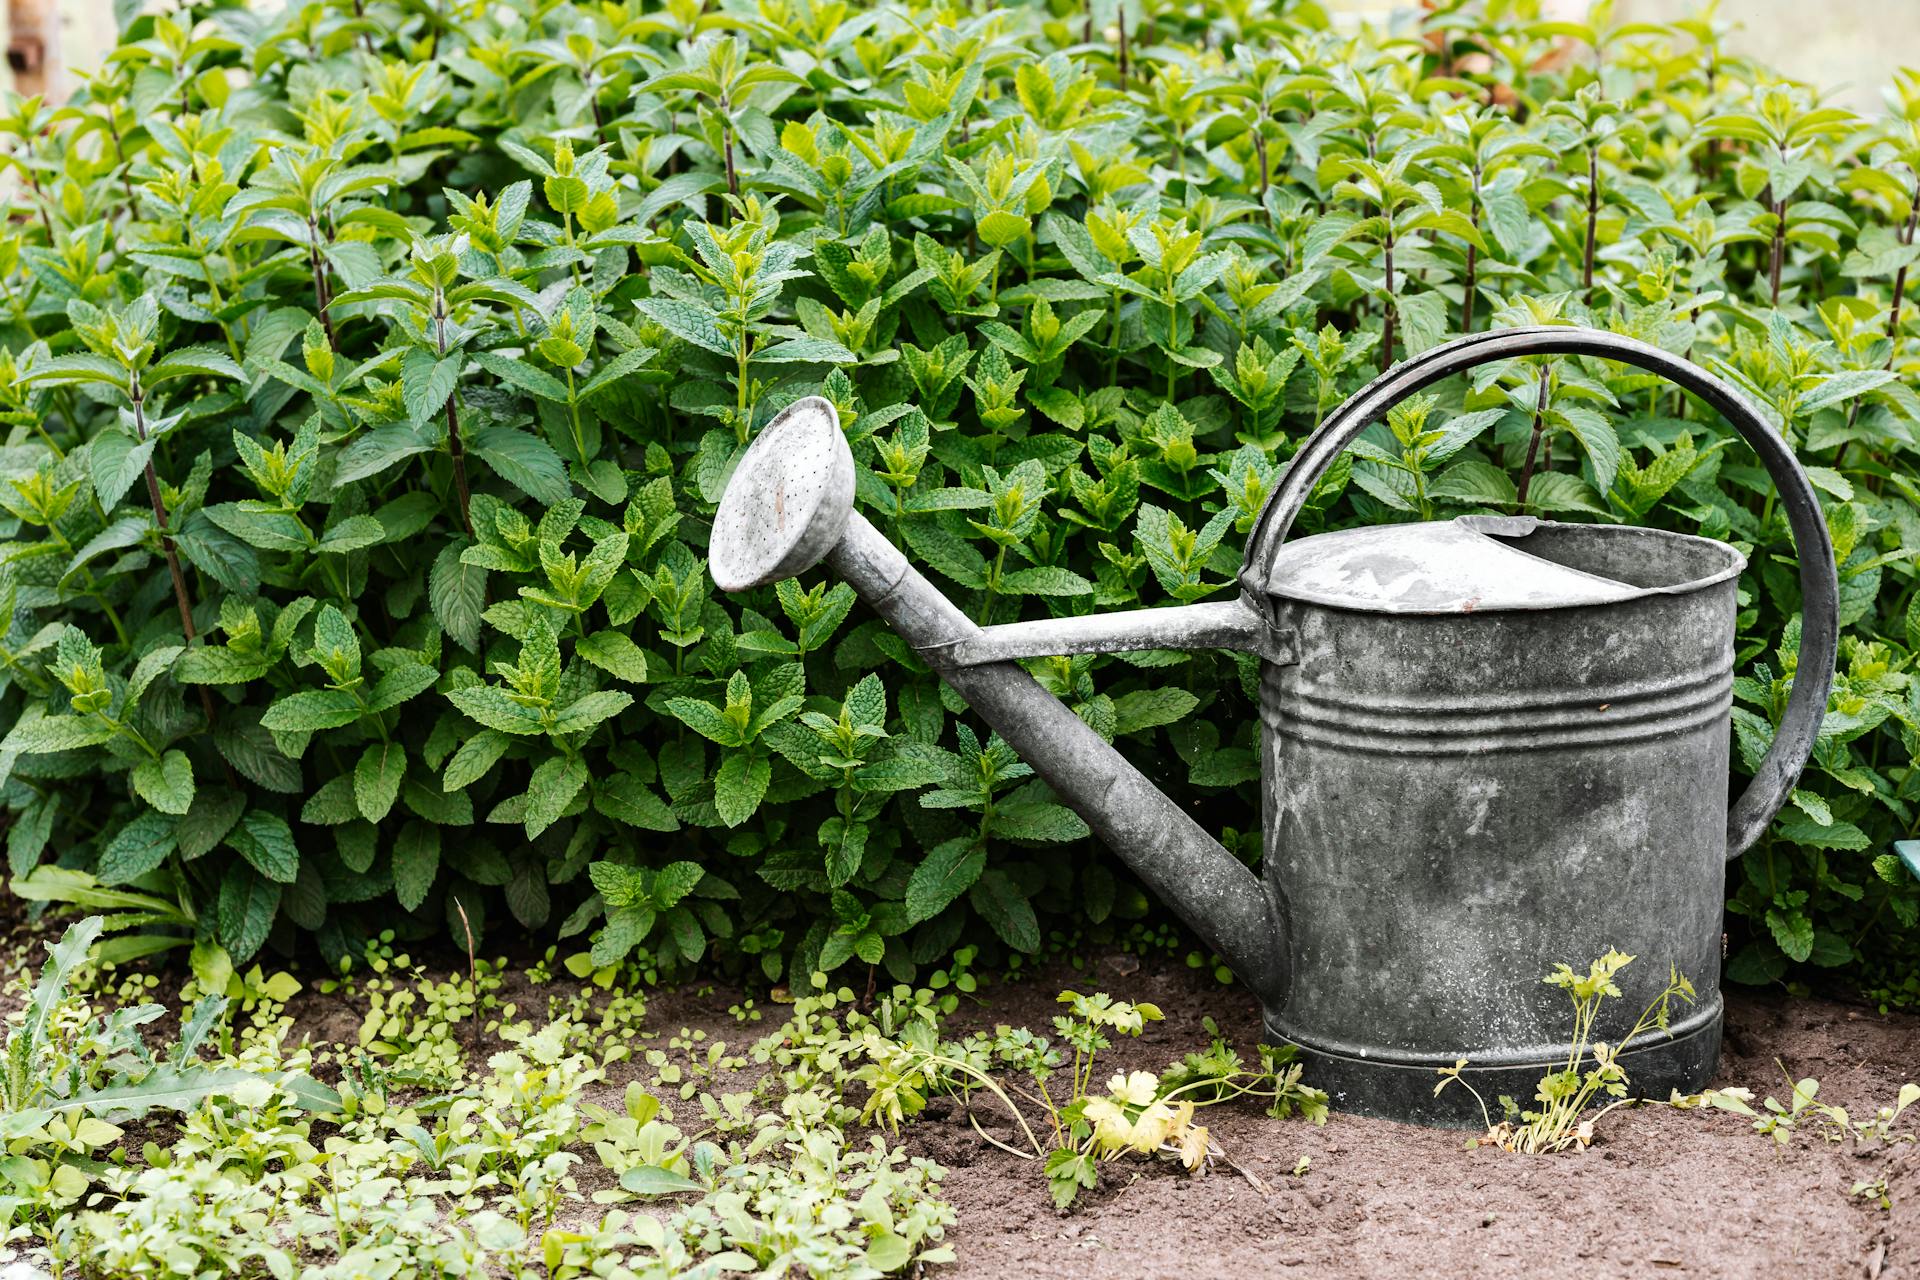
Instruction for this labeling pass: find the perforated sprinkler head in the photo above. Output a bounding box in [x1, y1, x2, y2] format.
[710, 395, 856, 592]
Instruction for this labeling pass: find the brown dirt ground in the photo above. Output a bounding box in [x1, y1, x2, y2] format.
[12, 907, 1917, 1280]
[900, 952, 1920, 1280]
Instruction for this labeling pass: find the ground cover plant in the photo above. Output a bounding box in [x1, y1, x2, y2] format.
[0, 0, 1918, 1012]
[0, 916, 967, 1276]
[0, 917, 1911, 1277]
[853, 986, 1328, 1208]
[0, 915, 1344, 1275]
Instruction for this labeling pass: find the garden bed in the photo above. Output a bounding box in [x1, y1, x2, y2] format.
[259, 942, 1917, 1280]
[900, 956, 1920, 1279]
[1, 895, 1914, 1277]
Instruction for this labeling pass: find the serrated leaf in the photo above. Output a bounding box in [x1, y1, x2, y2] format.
[260, 689, 363, 732]
[89, 430, 157, 510]
[713, 752, 770, 827]
[654, 861, 705, 908]
[1774, 814, 1869, 850]
[368, 664, 439, 713]
[1556, 406, 1621, 494]
[172, 513, 260, 596]
[430, 541, 487, 652]
[1522, 471, 1609, 516]
[999, 565, 1093, 596]
[594, 772, 679, 831]
[300, 774, 360, 825]
[969, 869, 1040, 952]
[578, 631, 649, 682]
[228, 810, 299, 883]
[1801, 369, 1895, 414]
[472, 427, 571, 504]
[444, 729, 511, 791]
[392, 821, 441, 911]
[402, 349, 461, 424]
[906, 838, 985, 923]
[471, 349, 570, 402]
[553, 690, 633, 734]
[1112, 688, 1199, 734]
[635, 297, 732, 356]
[131, 750, 195, 816]
[753, 336, 859, 364]
[98, 811, 178, 883]
[449, 685, 546, 735]
[354, 742, 406, 822]
[524, 754, 588, 838]
[217, 865, 279, 962]
[1766, 906, 1815, 963]
[4, 714, 115, 755]
[177, 789, 245, 860]
[335, 425, 433, 486]
[202, 503, 312, 552]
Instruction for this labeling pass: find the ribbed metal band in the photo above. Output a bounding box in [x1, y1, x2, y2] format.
[1266, 991, 1724, 1070]
[1266, 664, 1733, 756]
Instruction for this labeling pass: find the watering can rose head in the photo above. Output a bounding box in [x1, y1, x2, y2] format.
[712, 328, 1839, 1127]
[710, 395, 854, 593]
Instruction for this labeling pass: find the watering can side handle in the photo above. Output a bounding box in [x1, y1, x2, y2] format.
[1236, 326, 1839, 862]
[919, 598, 1296, 668]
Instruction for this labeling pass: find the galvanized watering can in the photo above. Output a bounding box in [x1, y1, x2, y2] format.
[710, 328, 1839, 1125]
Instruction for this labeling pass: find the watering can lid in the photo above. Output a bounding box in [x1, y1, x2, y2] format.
[1262, 516, 1648, 614]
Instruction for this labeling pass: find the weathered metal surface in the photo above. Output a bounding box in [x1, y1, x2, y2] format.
[925, 598, 1294, 667]
[709, 396, 854, 592]
[709, 328, 1841, 1126]
[1242, 327, 1838, 861]
[1263, 514, 1701, 613]
[1265, 523, 1738, 1120]
[824, 513, 1291, 1002]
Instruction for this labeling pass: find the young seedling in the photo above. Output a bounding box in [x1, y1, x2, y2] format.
[856, 988, 1327, 1210]
[1436, 950, 1695, 1154]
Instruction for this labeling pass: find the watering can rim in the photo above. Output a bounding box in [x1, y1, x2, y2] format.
[1259, 514, 1748, 616]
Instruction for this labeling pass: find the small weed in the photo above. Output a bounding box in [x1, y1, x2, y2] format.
[1676, 1069, 1919, 1146]
[857, 986, 1327, 1210]
[1674, 1068, 1919, 1210]
[1437, 950, 1695, 1154]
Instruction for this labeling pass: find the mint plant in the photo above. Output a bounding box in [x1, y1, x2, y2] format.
[0, 0, 1910, 1000]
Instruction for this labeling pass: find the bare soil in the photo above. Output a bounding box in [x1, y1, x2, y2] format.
[17, 902, 1915, 1280]
[905, 952, 1920, 1280]
[509, 946, 1920, 1279]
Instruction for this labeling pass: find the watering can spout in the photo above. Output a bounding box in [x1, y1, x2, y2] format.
[710, 397, 1291, 1004]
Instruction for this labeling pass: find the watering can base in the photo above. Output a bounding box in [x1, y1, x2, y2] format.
[1262, 1004, 1723, 1129]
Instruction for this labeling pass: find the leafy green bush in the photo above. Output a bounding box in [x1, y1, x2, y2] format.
[0, 0, 1916, 991]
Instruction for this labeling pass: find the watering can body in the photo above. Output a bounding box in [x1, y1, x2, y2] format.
[1258, 518, 1741, 1119]
[710, 327, 1839, 1126]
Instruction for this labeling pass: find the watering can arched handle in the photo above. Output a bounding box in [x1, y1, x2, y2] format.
[1238, 325, 1839, 861]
